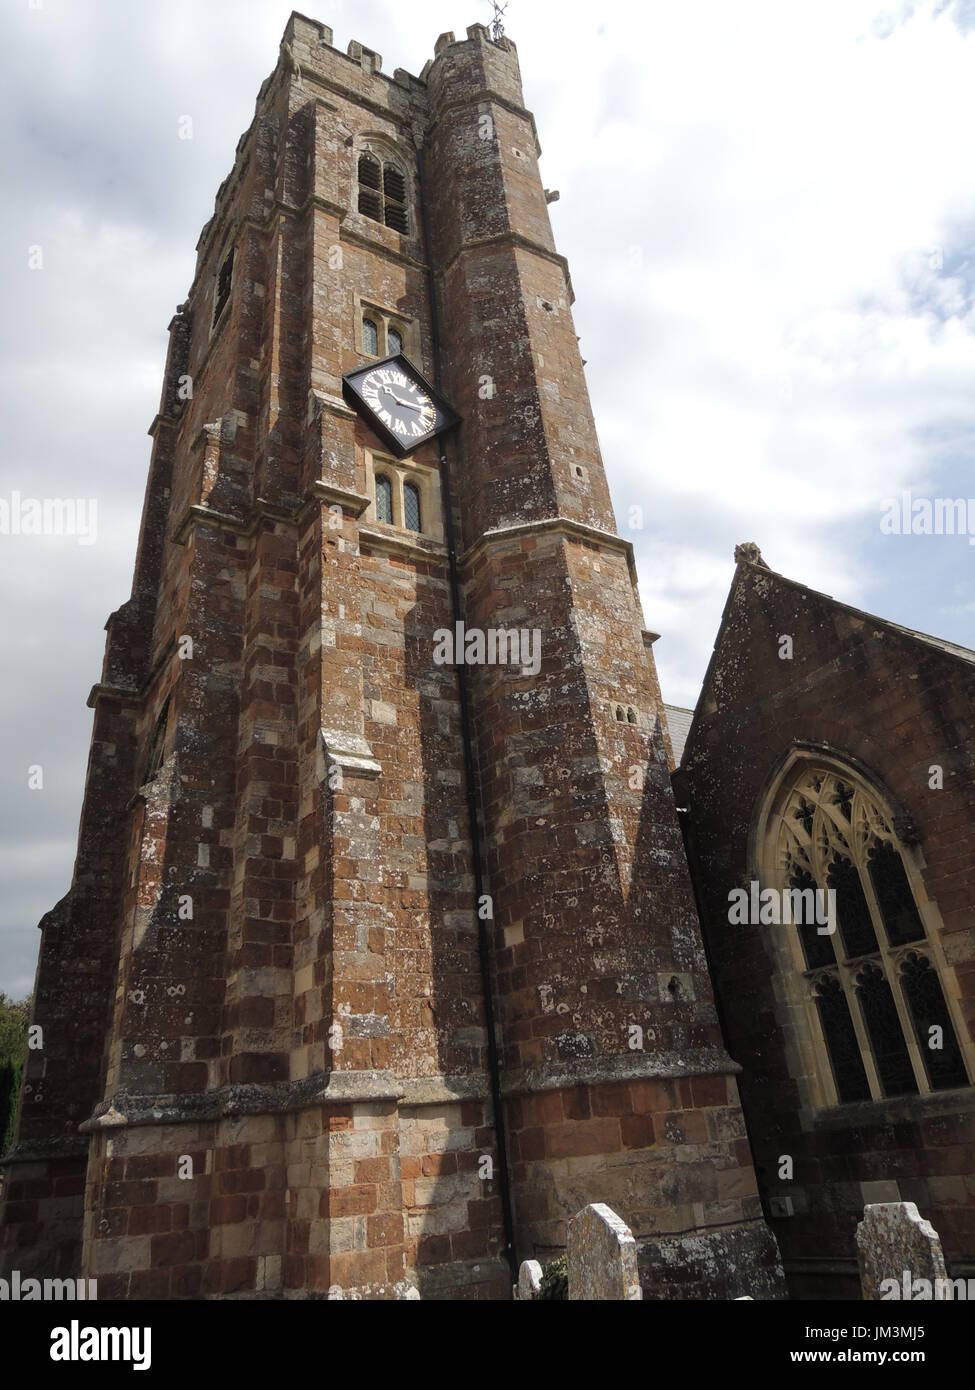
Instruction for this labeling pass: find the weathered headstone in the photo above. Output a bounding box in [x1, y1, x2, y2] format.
[515, 1259, 543, 1301]
[567, 1202, 643, 1301]
[856, 1202, 947, 1300]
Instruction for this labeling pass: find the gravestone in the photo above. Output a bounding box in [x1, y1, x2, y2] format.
[515, 1260, 543, 1301]
[567, 1202, 643, 1301]
[856, 1202, 947, 1300]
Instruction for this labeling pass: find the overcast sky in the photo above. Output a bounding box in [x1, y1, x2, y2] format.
[1, 0, 974, 998]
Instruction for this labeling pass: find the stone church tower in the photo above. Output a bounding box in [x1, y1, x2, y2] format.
[0, 14, 782, 1299]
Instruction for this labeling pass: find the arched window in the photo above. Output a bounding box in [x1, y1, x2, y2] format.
[759, 759, 970, 1104]
[375, 474, 393, 525]
[403, 482, 421, 533]
[363, 317, 379, 355]
[357, 153, 409, 234]
[387, 325, 403, 357]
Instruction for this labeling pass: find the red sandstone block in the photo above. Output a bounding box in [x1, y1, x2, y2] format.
[592, 1082, 634, 1117]
[210, 1194, 248, 1225]
[416, 1233, 451, 1266]
[620, 1114, 655, 1150]
[326, 1106, 355, 1131]
[629, 1079, 679, 1113]
[214, 1258, 257, 1296]
[128, 1205, 173, 1236]
[523, 1091, 563, 1126]
[125, 1153, 176, 1181]
[450, 1227, 492, 1260]
[561, 1087, 592, 1121]
[468, 1196, 503, 1229]
[366, 1212, 403, 1248]
[354, 1157, 390, 1184]
[151, 1230, 199, 1267]
[517, 1127, 546, 1161]
[546, 1119, 621, 1159]
[385, 1244, 407, 1283]
[656, 1110, 709, 1145]
[323, 1184, 377, 1218]
[421, 1152, 457, 1177]
[171, 1264, 203, 1298]
[329, 1249, 387, 1287]
[691, 1075, 730, 1109]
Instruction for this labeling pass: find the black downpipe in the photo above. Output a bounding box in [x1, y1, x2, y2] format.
[416, 146, 518, 1283]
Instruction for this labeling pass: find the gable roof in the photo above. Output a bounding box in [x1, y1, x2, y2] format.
[663, 704, 694, 766]
[680, 543, 975, 766]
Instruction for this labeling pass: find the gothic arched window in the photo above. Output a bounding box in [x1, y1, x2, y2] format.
[387, 325, 403, 357]
[375, 474, 393, 525]
[358, 152, 409, 234]
[403, 482, 421, 533]
[759, 759, 970, 1105]
[363, 317, 379, 355]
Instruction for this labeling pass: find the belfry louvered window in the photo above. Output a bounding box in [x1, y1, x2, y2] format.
[358, 153, 409, 234]
[212, 244, 234, 329]
[761, 761, 970, 1104]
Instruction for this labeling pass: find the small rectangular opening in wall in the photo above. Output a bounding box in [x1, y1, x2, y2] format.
[213, 245, 235, 328]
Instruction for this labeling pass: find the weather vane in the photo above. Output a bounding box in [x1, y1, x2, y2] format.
[490, 1, 508, 43]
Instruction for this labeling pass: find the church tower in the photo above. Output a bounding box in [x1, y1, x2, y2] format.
[0, 15, 782, 1299]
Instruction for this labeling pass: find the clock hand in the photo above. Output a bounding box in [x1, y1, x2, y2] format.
[386, 391, 426, 412]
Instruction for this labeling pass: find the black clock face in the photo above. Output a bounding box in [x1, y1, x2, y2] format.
[342, 354, 459, 457]
[362, 366, 436, 444]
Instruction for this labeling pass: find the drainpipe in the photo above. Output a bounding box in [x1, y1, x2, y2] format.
[416, 145, 518, 1285]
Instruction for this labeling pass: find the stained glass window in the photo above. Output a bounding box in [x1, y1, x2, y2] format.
[791, 867, 835, 970]
[901, 952, 968, 1090]
[815, 974, 870, 1103]
[828, 853, 878, 958]
[764, 761, 969, 1104]
[868, 841, 925, 946]
[855, 964, 917, 1096]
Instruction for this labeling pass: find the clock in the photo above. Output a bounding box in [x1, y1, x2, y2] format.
[342, 353, 460, 458]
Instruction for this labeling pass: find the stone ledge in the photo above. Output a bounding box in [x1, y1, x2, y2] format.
[0, 1136, 89, 1167]
[400, 1074, 491, 1105]
[500, 1048, 741, 1099]
[459, 514, 636, 584]
[79, 1071, 402, 1132]
[358, 525, 448, 564]
[320, 727, 382, 780]
[75, 1070, 497, 1133]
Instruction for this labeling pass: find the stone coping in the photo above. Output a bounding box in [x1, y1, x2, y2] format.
[500, 1048, 742, 1099]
